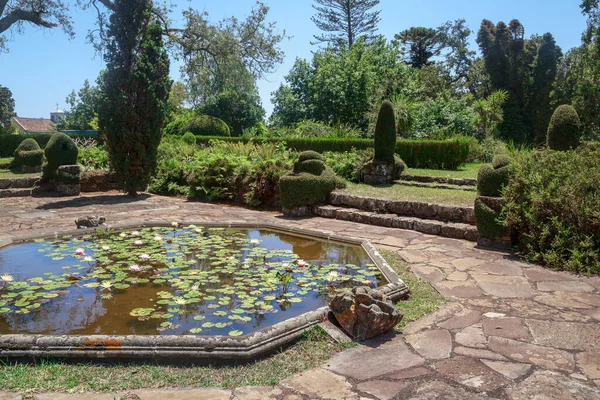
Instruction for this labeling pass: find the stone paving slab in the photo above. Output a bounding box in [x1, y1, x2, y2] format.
[1, 193, 600, 399]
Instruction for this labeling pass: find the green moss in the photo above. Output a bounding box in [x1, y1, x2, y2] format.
[547, 105, 581, 151]
[477, 164, 510, 197]
[374, 100, 397, 164]
[475, 197, 504, 239]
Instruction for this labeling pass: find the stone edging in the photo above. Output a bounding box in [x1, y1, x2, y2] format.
[400, 174, 477, 187]
[0, 221, 409, 362]
[329, 192, 475, 225]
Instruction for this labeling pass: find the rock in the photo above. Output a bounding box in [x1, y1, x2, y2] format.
[329, 286, 403, 341]
[361, 160, 395, 185]
[76, 216, 106, 229]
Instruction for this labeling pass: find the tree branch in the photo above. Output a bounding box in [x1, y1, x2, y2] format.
[0, 9, 59, 34]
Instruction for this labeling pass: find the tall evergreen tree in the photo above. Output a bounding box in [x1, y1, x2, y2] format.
[98, 0, 171, 196]
[0, 84, 15, 131]
[311, 0, 380, 48]
[395, 27, 441, 68]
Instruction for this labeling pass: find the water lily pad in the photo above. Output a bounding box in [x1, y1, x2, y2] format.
[130, 308, 154, 317]
[228, 330, 243, 337]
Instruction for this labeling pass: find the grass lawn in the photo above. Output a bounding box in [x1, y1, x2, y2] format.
[0, 169, 41, 178]
[0, 248, 444, 395]
[341, 183, 476, 207]
[405, 163, 483, 179]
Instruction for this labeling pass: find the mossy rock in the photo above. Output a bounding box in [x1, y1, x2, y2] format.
[475, 197, 504, 239]
[12, 138, 43, 170]
[492, 155, 512, 169]
[43, 132, 78, 180]
[374, 100, 397, 164]
[547, 105, 581, 151]
[477, 164, 510, 197]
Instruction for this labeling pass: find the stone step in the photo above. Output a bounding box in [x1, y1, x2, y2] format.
[329, 192, 476, 225]
[401, 174, 477, 187]
[314, 205, 479, 242]
[0, 176, 40, 189]
[0, 188, 33, 198]
[395, 179, 476, 192]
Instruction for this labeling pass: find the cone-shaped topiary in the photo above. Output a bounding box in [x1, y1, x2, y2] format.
[12, 138, 43, 170]
[547, 105, 581, 151]
[43, 132, 78, 180]
[374, 100, 397, 163]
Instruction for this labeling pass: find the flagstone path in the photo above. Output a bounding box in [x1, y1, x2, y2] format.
[1, 193, 599, 399]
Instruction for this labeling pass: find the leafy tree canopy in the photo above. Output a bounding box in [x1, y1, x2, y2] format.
[0, 84, 15, 131]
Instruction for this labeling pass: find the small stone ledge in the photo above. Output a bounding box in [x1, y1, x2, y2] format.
[395, 180, 476, 192]
[328, 192, 475, 224]
[313, 206, 479, 242]
[81, 170, 120, 192]
[400, 174, 477, 187]
[0, 176, 40, 190]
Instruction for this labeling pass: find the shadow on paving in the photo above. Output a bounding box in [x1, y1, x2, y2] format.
[36, 194, 151, 210]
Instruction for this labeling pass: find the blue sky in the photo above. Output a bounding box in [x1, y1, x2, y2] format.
[0, 0, 588, 119]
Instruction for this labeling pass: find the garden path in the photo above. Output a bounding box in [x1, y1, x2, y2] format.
[1, 192, 599, 400]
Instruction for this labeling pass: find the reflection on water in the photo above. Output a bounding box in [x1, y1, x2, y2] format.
[0, 228, 385, 336]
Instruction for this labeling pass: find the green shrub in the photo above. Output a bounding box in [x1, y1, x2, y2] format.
[547, 105, 581, 151]
[394, 154, 407, 176]
[188, 115, 230, 137]
[324, 149, 373, 182]
[12, 138, 43, 168]
[502, 144, 600, 274]
[374, 100, 396, 163]
[475, 198, 504, 239]
[477, 164, 510, 197]
[492, 155, 512, 169]
[182, 132, 196, 145]
[280, 151, 338, 209]
[78, 146, 110, 171]
[0, 133, 100, 157]
[43, 132, 78, 180]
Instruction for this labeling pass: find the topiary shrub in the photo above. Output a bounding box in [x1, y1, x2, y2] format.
[12, 138, 44, 172]
[547, 105, 581, 151]
[477, 164, 510, 197]
[182, 131, 196, 145]
[280, 151, 337, 210]
[475, 198, 504, 239]
[43, 132, 78, 180]
[187, 115, 230, 137]
[492, 154, 512, 169]
[373, 100, 397, 163]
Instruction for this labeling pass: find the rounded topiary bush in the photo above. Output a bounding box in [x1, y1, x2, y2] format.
[374, 100, 397, 164]
[492, 155, 512, 169]
[182, 131, 196, 145]
[187, 115, 230, 137]
[477, 164, 510, 197]
[297, 150, 325, 162]
[12, 138, 44, 170]
[43, 132, 78, 180]
[547, 105, 581, 151]
[475, 198, 504, 239]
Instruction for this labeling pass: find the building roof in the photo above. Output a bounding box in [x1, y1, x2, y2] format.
[12, 117, 55, 132]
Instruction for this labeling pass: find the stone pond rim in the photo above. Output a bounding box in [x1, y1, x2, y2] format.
[0, 221, 409, 362]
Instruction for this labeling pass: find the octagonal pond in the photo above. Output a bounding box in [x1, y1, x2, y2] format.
[0, 225, 388, 338]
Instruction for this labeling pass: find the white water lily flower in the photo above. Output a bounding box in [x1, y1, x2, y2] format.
[1, 273, 14, 283]
[101, 246, 110, 251]
[129, 264, 141, 272]
[100, 281, 113, 290]
[327, 271, 339, 282]
[119, 232, 127, 238]
[83, 256, 94, 263]
[171, 222, 179, 227]
[249, 239, 260, 245]
[174, 297, 186, 305]
[134, 240, 143, 246]
[282, 262, 290, 269]
[190, 284, 200, 291]
[153, 235, 162, 241]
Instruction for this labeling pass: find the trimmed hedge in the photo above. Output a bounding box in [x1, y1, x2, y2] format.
[193, 136, 470, 170]
[477, 164, 510, 197]
[475, 198, 504, 239]
[547, 105, 581, 151]
[374, 100, 396, 163]
[13, 138, 43, 168]
[0, 133, 100, 157]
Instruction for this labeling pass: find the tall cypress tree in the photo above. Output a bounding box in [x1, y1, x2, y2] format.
[99, 0, 171, 196]
[311, 0, 381, 48]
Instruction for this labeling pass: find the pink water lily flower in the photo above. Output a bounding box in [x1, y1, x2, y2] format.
[75, 248, 86, 255]
[297, 260, 308, 267]
[129, 264, 141, 272]
[134, 240, 143, 246]
[131, 231, 140, 237]
[140, 254, 150, 261]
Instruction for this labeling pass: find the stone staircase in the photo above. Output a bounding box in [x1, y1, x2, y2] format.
[395, 174, 477, 192]
[0, 176, 41, 198]
[313, 192, 479, 242]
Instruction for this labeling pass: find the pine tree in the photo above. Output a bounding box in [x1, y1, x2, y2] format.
[395, 27, 441, 68]
[99, 0, 171, 196]
[311, 0, 381, 48]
